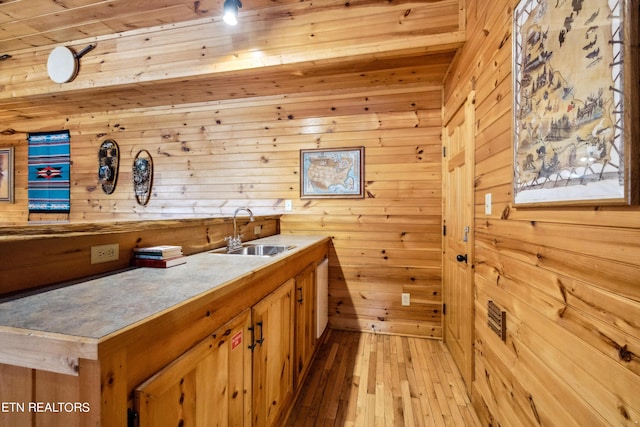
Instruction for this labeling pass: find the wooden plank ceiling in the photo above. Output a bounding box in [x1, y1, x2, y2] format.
[0, 0, 277, 51]
[0, 0, 464, 117]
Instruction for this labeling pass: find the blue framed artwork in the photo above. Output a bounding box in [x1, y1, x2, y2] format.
[300, 147, 364, 198]
[27, 130, 71, 213]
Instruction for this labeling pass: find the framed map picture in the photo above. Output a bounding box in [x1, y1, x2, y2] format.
[512, 0, 638, 205]
[300, 147, 364, 198]
[0, 147, 14, 203]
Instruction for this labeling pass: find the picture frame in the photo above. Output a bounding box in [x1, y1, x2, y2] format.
[512, 0, 638, 206]
[0, 147, 14, 203]
[300, 147, 364, 198]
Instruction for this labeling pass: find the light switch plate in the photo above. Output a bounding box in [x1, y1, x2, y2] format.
[485, 193, 492, 215]
[284, 199, 292, 211]
[401, 293, 410, 306]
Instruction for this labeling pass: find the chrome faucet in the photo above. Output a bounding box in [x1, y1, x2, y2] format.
[225, 207, 255, 251]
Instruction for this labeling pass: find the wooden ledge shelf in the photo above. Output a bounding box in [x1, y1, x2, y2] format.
[0, 216, 280, 241]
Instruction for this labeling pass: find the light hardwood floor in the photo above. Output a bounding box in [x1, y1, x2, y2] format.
[285, 329, 481, 427]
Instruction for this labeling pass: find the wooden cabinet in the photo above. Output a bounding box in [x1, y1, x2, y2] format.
[133, 275, 317, 427]
[251, 278, 295, 427]
[294, 263, 317, 388]
[0, 236, 329, 427]
[134, 309, 252, 427]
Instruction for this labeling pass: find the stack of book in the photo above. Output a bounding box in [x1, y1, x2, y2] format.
[133, 245, 186, 268]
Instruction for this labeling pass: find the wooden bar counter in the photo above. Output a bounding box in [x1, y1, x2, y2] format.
[0, 234, 330, 427]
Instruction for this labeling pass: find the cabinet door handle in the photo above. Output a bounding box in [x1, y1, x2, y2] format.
[297, 286, 303, 304]
[256, 321, 264, 346]
[248, 325, 257, 350]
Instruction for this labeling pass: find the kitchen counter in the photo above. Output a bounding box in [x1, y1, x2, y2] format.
[0, 234, 328, 375]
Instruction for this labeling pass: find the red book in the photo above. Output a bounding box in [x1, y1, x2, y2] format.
[134, 256, 186, 268]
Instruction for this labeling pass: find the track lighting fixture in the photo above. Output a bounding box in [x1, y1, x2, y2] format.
[223, 0, 242, 25]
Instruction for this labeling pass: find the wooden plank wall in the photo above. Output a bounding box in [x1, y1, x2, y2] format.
[443, 0, 640, 425]
[279, 86, 444, 339]
[0, 83, 444, 337]
[0, 1, 462, 340]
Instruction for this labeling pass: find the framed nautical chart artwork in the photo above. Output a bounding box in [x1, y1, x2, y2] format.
[300, 147, 364, 198]
[512, 0, 638, 205]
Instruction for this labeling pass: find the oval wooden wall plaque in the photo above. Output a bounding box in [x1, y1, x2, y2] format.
[132, 149, 153, 206]
[98, 139, 119, 195]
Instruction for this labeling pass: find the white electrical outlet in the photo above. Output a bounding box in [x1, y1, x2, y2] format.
[91, 243, 119, 264]
[284, 199, 292, 211]
[485, 193, 492, 215]
[401, 293, 410, 306]
[254, 225, 262, 235]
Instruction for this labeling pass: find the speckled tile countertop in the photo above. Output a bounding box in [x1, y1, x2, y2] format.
[0, 235, 326, 340]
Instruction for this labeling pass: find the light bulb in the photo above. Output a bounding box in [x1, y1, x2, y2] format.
[223, 11, 238, 25]
[223, 0, 240, 25]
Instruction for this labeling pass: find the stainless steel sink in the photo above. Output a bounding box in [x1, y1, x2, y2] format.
[211, 244, 295, 256]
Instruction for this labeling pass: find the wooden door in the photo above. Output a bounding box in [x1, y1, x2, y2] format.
[251, 278, 294, 427]
[442, 92, 475, 391]
[294, 263, 317, 388]
[134, 309, 252, 427]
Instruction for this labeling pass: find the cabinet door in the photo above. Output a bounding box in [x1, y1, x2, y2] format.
[251, 278, 294, 427]
[135, 309, 252, 427]
[294, 263, 317, 388]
